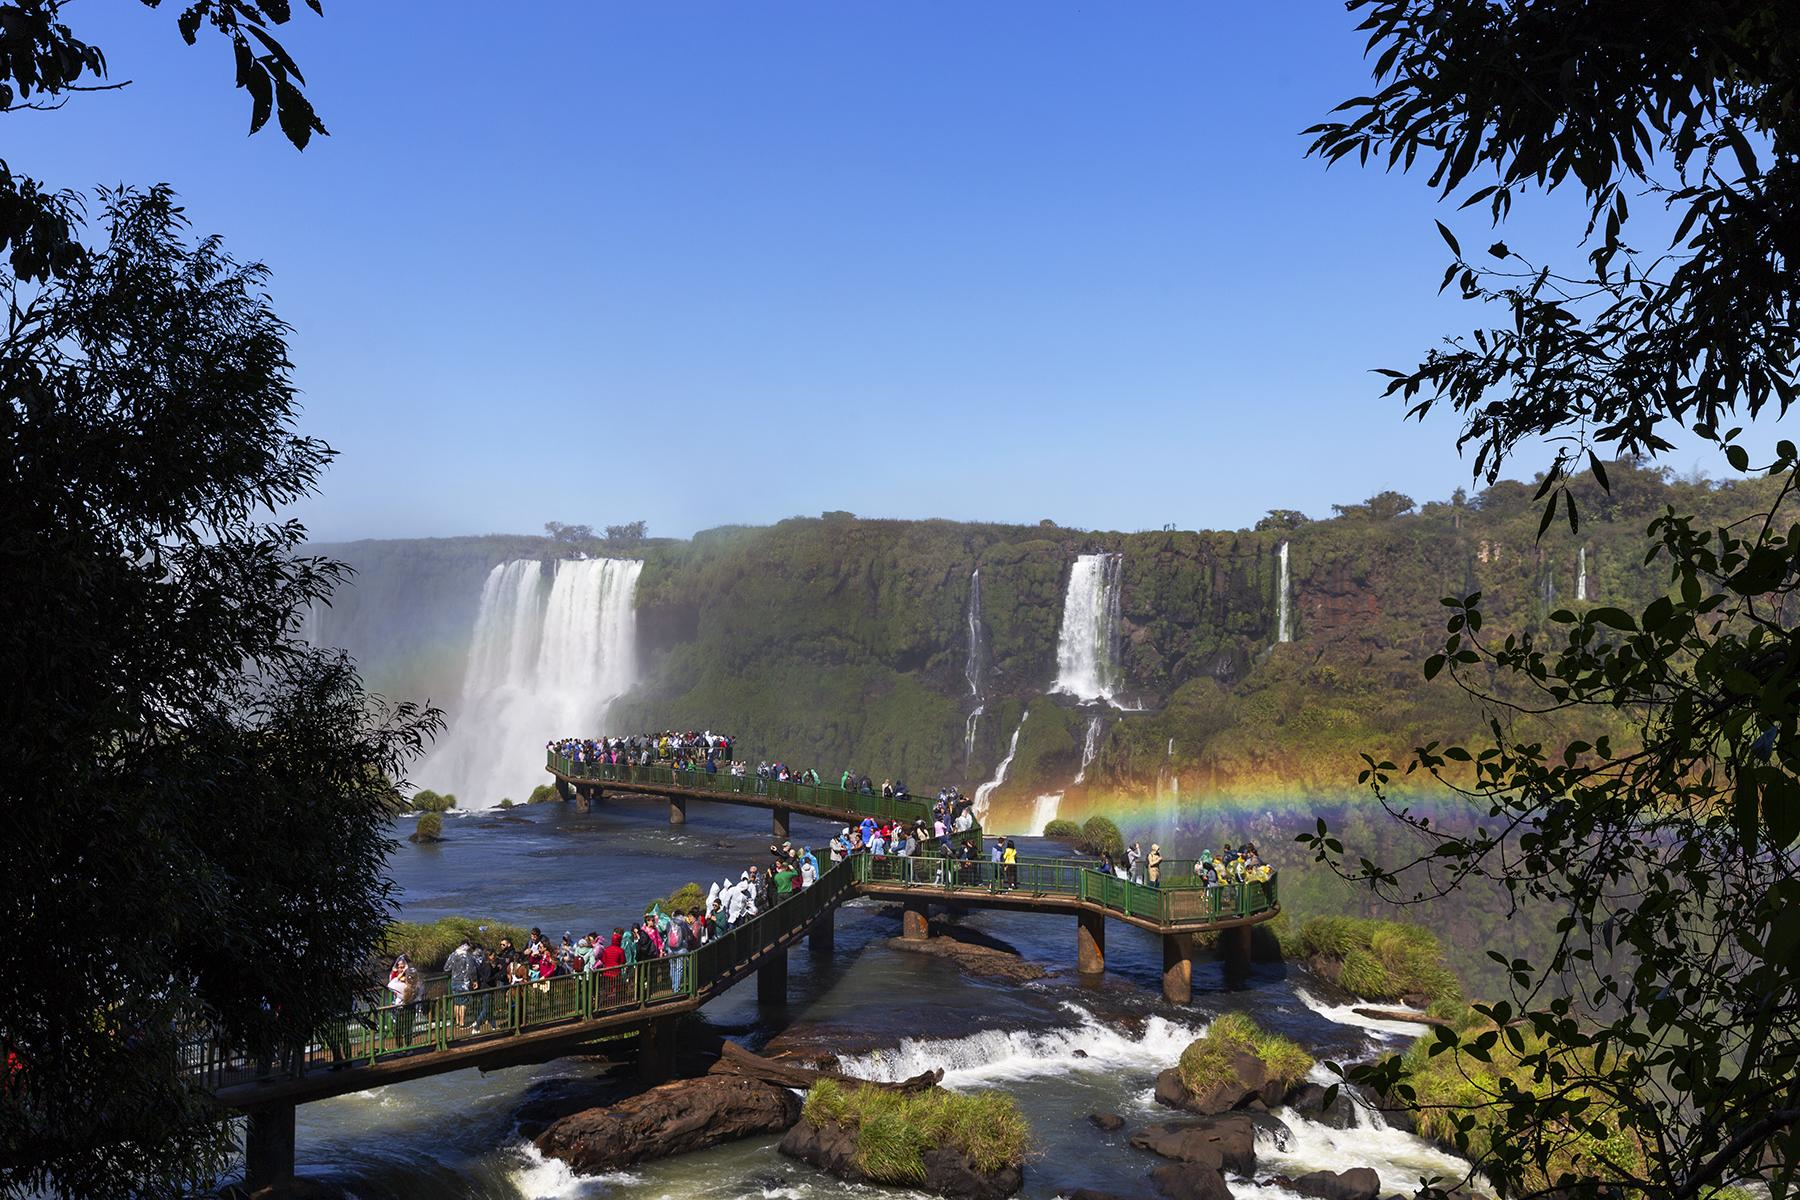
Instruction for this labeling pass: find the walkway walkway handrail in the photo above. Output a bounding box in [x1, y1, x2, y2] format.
[855, 854, 1279, 924]
[547, 751, 981, 835]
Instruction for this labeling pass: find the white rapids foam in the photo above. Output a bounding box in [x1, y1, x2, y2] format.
[508, 1141, 641, 1198]
[835, 1003, 1209, 1090]
[1257, 1105, 1476, 1196]
[1296, 987, 1436, 1039]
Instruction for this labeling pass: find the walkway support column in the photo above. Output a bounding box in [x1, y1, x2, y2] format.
[772, 807, 790, 840]
[554, 777, 574, 802]
[1077, 910, 1106, 975]
[1220, 925, 1252, 970]
[1162, 932, 1194, 1004]
[902, 898, 930, 941]
[574, 785, 594, 814]
[669, 795, 686, 825]
[638, 1015, 676, 1084]
[758, 948, 788, 1007]
[810, 907, 835, 954]
[243, 1102, 296, 1190]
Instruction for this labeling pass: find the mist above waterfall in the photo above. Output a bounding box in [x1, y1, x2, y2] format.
[1052, 553, 1123, 703]
[418, 557, 643, 808]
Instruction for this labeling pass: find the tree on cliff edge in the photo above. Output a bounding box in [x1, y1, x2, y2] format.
[1304, 5, 1799, 1200]
[0, 6, 439, 1196]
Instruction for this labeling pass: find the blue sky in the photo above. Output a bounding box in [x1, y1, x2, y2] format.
[8, 2, 1745, 540]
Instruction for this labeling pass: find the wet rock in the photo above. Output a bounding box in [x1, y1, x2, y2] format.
[535, 1074, 800, 1173]
[1292, 1167, 1380, 1200]
[1130, 1114, 1256, 1174]
[1149, 1162, 1232, 1200]
[886, 922, 1047, 983]
[1154, 1051, 1266, 1116]
[1090, 1111, 1127, 1131]
[1286, 1083, 1358, 1130]
[780, 1116, 1023, 1199]
[513, 1072, 641, 1139]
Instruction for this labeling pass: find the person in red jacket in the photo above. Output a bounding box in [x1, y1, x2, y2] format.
[599, 929, 627, 1004]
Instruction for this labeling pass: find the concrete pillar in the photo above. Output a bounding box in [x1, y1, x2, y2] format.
[669, 795, 687, 825]
[757, 949, 788, 1007]
[1077, 910, 1106, 975]
[1220, 924, 1252, 968]
[1162, 932, 1193, 1004]
[902, 898, 930, 940]
[574, 785, 593, 814]
[810, 907, 835, 954]
[772, 807, 790, 839]
[554, 777, 574, 802]
[243, 1103, 296, 1190]
[637, 1016, 676, 1084]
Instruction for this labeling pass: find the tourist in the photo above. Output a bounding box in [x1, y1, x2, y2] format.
[446, 939, 476, 1029]
[470, 943, 495, 1030]
[1002, 838, 1019, 889]
[1148, 843, 1163, 887]
[1127, 842, 1144, 885]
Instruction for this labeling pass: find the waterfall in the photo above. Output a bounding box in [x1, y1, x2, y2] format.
[1074, 716, 1105, 785]
[1027, 792, 1064, 836]
[420, 558, 642, 808]
[973, 711, 1028, 822]
[1052, 553, 1123, 702]
[964, 570, 987, 765]
[1276, 541, 1292, 643]
[1577, 546, 1588, 601]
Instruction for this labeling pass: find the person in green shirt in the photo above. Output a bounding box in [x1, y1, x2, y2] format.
[774, 865, 798, 898]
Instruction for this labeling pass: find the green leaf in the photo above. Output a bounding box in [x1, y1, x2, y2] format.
[1587, 450, 1610, 492]
[1589, 608, 1637, 631]
[1435, 220, 1461, 257]
[1726, 444, 1750, 472]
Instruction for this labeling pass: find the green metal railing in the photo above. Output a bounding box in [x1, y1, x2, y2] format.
[547, 751, 985, 838]
[853, 854, 1278, 925]
[189, 856, 862, 1092]
[190, 852, 1276, 1093]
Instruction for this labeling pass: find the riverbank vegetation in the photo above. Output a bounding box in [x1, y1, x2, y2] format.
[799, 1079, 1031, 1184]
[1290, 915, 1461, 1013]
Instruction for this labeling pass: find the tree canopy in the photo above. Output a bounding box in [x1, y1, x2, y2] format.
[1303, 4, 1800, 1199]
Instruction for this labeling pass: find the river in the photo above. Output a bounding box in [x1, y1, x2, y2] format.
[284, 797, 1476, 1199]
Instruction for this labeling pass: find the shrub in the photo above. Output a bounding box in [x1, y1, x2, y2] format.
[1077, 815, 1124, 857]
[801, 1080, 1030, 1183]
[527, 783, 559, 804]
[647, 882, 705, 916]
[1177, 1011, 1313, 1094]
[383, 915, 529, 970]
[1041, 819, 1082, 841]
[410, 811, 444, 842]
[411, 789, 456, 813]
[498, 797, 515, 808]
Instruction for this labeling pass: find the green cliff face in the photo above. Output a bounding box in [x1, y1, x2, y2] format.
[313, 463, 1787, 829]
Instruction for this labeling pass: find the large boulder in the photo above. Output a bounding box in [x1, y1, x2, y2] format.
[1149, 1162, 1233, 1200]
[779, 1116, 1023, 1199]
[535, 1074, 800, 1173]
[1291, 1168, 1380, 1200]
[1130, 1115, 1256, 1174]
[1155, 1050, 1268, 1116]
[1090, 1112, 1127, 1131]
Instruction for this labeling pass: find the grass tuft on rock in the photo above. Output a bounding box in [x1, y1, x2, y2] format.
[801, 1079, 1030, 1183]
[527, 783, 559, 804]
[1177, 1011, 1313, 1095]
[383, 915, 528, 971]
[411, 789, 456, 813]
[1296, 915, 1461, 1006]
[1041, 818, 1082, 841]
[410, 811, 444, 842]
[647, 882, 706, 916]
[1077, 815, 1124, 857]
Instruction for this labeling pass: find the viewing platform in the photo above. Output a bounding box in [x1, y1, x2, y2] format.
[546, 751, 982, 840]
[200, 851, 1278, 1186]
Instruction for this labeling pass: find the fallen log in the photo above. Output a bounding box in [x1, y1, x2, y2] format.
[1352, 1006, 1451, 1028]
[708, 1040, 943, 1092]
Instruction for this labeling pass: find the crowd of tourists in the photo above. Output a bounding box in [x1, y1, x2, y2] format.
[1091, 841, 1272, 887]
[549, 730, 737, 771]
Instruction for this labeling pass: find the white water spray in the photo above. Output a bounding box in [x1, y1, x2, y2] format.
[973, 711, 1027, 821]
[1277, 540, 1292, 643]
[1074, 715, 1105, 784]
[964, 569, 987, 765]
[1052, 553, 1123, 702]
[1577, 546, 1588, 601]
[1027, 792, 1064, 835]
[420, 558, 642, 808]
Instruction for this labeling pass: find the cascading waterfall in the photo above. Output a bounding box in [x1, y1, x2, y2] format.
[1052, 553, 1123, 703]
[1028, 715, 1107, 835]
[419, 558, 642, 808]
[974, 711, 1027, 822]
[1577, 546, 1588, 601]
[1027, 791, 1064, 836]
[1074, 715, 1104, 785]
[964, 569, 987, 766]
[1276, 540, 1292, 643]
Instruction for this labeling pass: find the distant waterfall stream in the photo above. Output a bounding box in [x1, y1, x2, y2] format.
[1277, 540, 1292, 643]
[974, 710, 1027, 822]
[419, 557, 642, 808]
[1052, 553, 1123, 702]
[964, 568, 987, 766]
